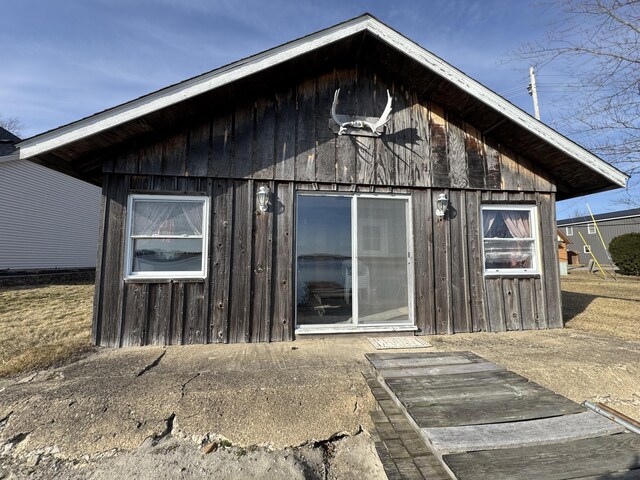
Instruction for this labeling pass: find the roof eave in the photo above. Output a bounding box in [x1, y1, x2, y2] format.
[16, 15, 373, 158]
[16, 14, 629, 191]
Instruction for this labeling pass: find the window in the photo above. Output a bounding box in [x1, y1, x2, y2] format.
[566, 226, 573, 236]
[587, 223, 596, 234]
[482, 205, 539, 275]
[359, 219, 389, 255]
[125, 195, 209, 279]
[584, 245, 591, 254]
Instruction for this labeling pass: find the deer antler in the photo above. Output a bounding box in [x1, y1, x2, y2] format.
[365, 90, 393, 133]
[330, 88, 393, 135]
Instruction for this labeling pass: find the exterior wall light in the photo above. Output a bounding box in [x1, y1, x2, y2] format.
[435, 193, 449, 218]
[257, 185, 271, 212]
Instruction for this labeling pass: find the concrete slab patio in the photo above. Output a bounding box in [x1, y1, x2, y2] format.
[0, 336, 399, 459]
[1, 329, 639, 478]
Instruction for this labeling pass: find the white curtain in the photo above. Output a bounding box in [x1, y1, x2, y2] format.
[482, 210, 498, 237]
[502, 211, 530, 238]
[133, 201, 202, 236]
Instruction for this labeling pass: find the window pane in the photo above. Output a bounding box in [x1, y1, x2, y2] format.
[357, 198, 409, 325]
[133, 238, 202, 272]
[484, 239, 535, 269]
[133, 201, 203, 236]
[484, 210, 531, 239]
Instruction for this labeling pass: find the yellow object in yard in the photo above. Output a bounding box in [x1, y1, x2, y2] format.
[578, 231, 608, 279]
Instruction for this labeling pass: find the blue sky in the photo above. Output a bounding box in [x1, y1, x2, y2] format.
[0, 0, 631, 216]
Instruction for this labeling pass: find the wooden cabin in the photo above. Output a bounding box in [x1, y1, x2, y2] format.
[13, 15, 627, 346]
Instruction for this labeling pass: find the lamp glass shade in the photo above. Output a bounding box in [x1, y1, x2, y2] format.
[435, 193, 448, 217]
[257, 186, 270, 212]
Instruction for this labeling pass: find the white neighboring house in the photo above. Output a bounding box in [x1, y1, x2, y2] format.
[0, 126, 101, 271]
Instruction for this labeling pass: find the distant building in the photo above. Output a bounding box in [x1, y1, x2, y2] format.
[557, 208, 640, 265]
[0, 126, 101, 272]
[557, 229, 572, 275]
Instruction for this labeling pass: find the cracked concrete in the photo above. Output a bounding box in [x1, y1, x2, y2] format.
[136, 349, 167, 377]
[1, 329, 637, 478]
[0, 337, 388, 478]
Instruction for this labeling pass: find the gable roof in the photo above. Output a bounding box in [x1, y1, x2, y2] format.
[558, 208, 640, 226]
[0, 126, 20, 161]
[12, 14, 628, 195]
[557, 229, 572, 244]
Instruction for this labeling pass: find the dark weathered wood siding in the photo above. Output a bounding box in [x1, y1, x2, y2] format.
[93, 66, 562, 346]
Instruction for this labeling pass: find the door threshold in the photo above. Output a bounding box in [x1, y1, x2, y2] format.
[296, 325, 418, 335]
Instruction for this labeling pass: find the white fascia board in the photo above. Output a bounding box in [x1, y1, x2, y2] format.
[17, 17, 371, 160]
[364, 20, 629, 189]
[16, 16, 629, 189]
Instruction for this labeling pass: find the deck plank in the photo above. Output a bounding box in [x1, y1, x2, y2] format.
[384, 369, 528, 388]
[408, 391, 584, 427]
[376, 362, 505, 379]
[425, 411, 625, 453]
[443, 433, 640, 480]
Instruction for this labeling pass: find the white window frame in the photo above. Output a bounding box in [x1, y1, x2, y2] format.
[565, 226, 573, 236]
[587, 223, 596, 234]
[583, 245, 591, 254]
[294, 192, 416, 334]
[124, 194, 209, 280]
[481, 204, 541, 276]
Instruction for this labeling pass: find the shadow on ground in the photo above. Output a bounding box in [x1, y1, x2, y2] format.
[561, 290, 597, 325]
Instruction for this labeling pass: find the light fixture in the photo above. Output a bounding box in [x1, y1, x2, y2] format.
[257, 185, 271, 212]
[435, 193, 448, 218]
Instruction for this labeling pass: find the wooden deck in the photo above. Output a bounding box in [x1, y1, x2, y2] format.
[366, 351, 640, 480]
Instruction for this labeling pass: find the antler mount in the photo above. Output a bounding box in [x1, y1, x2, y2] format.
[329, 89, 393, 137]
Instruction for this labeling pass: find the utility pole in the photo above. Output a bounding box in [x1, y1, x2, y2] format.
[528, 66, 540, 120]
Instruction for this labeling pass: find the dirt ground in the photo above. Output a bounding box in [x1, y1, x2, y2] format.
[0, 271, 638, 479]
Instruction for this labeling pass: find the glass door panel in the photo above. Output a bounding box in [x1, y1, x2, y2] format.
[356, 198, 410, 324]
[296, 195, 353, 326]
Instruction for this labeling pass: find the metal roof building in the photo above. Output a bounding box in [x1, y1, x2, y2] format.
[557, 208, 640, 265]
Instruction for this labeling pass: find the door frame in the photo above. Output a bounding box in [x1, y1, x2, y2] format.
[294, 191, 416, 334]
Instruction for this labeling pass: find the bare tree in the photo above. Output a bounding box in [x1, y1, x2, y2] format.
[513, 0, 640, 204]
[0, 115, 24, 137]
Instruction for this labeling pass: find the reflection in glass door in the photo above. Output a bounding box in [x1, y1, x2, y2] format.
[296, 195, 353, 326]
[296, 194, 412, 329]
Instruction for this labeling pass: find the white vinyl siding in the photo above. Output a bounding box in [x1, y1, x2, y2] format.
[0, 160, 101, 270]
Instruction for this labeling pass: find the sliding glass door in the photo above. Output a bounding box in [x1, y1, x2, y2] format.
[296, 193, 412, 330]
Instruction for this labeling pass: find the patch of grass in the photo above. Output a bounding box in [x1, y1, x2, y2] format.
[0, 282, 94, 377]
[562, 270, 640, 341]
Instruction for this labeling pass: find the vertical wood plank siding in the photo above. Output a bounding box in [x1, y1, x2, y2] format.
[93, 66, 562, 346]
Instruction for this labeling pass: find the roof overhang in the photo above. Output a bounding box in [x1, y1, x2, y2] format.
[15, 14, 629, 194]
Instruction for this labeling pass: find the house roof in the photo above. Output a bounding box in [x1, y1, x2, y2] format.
[12, 14, 629, 195]
[557, 229, 572, 244]
[558, 208, 640, 226]
[0, 126, 20, 159]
